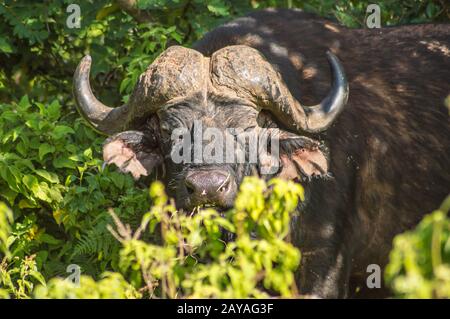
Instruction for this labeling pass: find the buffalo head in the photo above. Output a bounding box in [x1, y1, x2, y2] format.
[73, 45, 348, 211]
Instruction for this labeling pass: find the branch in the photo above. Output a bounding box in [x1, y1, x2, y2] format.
[116, 0, 152, 23]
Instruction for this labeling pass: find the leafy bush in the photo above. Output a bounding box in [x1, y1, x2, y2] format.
[2, 177, 303, 298]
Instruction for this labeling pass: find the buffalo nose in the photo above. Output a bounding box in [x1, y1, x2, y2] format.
[185, 170, 236, 207]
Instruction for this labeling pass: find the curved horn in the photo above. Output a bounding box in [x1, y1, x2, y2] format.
[210, 46, 349, 133]
[303, 51, 348, 132]
[74, 47, 207, 135]
[73, 55, 131, 135]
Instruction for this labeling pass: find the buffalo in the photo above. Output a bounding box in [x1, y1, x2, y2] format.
[73, 9, 450, 298]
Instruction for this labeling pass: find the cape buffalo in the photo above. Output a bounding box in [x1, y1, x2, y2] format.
[73, 9, 450, 298]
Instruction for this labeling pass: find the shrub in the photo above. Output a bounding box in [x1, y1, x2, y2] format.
[0, 96, 149, 283]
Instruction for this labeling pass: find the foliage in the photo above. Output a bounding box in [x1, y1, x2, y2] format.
[386, 196, 450, 298]
[0, 0, 448, 299]
[0, 95, 150, 283]
[114, 177, 302, 298]
[0, 1, 447, 103]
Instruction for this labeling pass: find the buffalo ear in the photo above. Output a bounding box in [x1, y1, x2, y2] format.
[277, 135, 328, 180]
[103, 131, 163, 180]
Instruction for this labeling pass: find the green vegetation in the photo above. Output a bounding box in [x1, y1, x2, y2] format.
[0, 0, 448, 299]
[385, 197, 450, 298]
[3, 177, 303, 298]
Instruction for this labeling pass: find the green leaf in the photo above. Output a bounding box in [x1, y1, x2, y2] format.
[83, 148, 93, 159]
[110, 173, 125, 189]
[53, 157, 77, 169]
[16, 141, 28, 157]
[23, 175, 52, 202]
[0, 37, 14, 53]
[46, 100, 61, 121]
[18, 198, 38, 209]
[35, 250, 49, 268]
[51, 125, 75, 140]
[47, 187, 63, 203]
[426, 3, 438, 18]
[207, 0, 230, 16]
[39, 233, 62, 245]
[22, 174, 39, 191]
[33, 182, 52, 202]
[0, 188, 18, 205]
[0, 166, 20, 193]
[18, 95, 31, 110]
[30, 270, 46, 286]
[35, 169, 60, 184]
[96, 4, 119, 20]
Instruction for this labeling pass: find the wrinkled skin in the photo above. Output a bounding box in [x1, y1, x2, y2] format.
[75, 9, 450, 298]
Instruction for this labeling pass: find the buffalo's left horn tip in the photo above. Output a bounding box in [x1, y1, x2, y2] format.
[77, 55, 92, 73]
